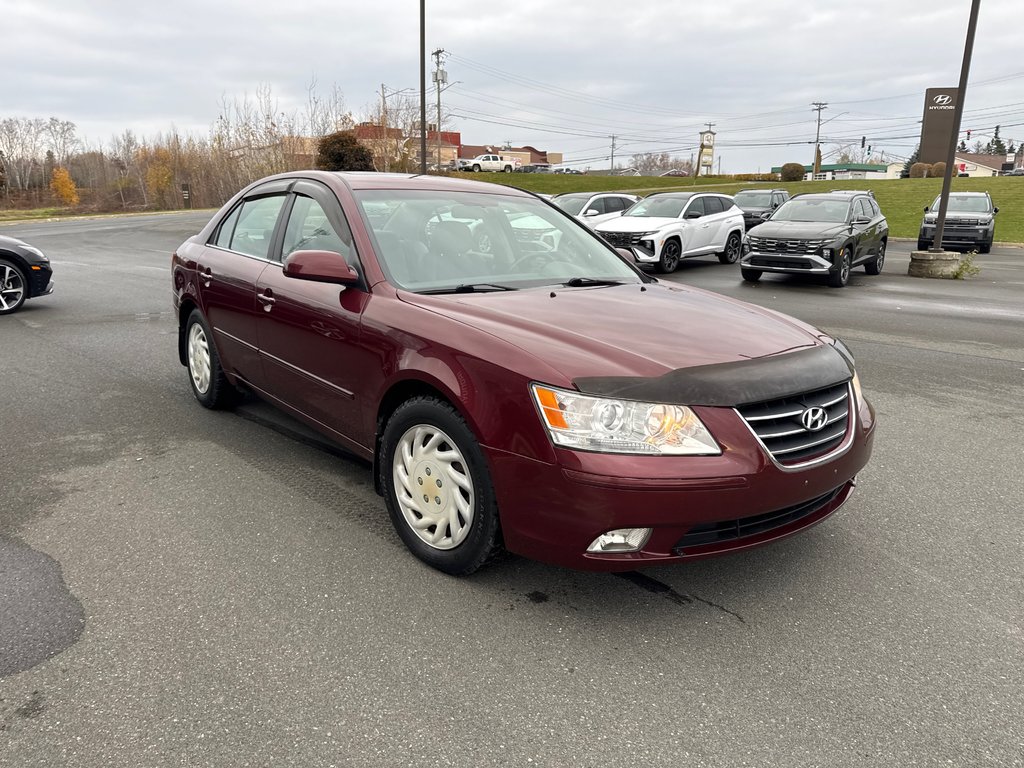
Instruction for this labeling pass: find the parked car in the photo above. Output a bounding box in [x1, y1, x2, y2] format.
[0, 235, 54, 315]
[551, 192, 641, 227]
[740, 191, 888, 287]
[1010, 168, 1024, 176]
[593, 192, 745, 273]
[456, 154, 520, 173]
[732, 188, 791, 231]
[172, 171, 875, 575]
[917, 192, 997, 253]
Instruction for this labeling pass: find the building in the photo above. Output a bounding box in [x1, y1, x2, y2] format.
[457, 144, 563, 168]
[952, 152, 1014, 177]
[770, 163, 893, 181]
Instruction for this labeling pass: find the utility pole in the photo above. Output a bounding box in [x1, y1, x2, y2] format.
[419, 0, 426, 175]
[812, 102, 828, 177]
[380, 83, 390, 172]
[432, 48, 446, 171]
[609, 135, 617, 173]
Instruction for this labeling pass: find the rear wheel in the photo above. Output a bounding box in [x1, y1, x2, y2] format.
[828, 246, 852, 288]
[379, 397, 502, 575]
[740, 267, 762, 283]
[185, 309, 237, 409]
[0, 258, 27, 315]
[502, 165, 513, 173]
[656, 239, 681, 273]
[865, 240, 886, 275]
[718, 232, 742, 264]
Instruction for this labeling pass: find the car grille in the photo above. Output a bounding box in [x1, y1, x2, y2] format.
[747, 237, 822, 255]
[601, 231, 645, 247]
[735, 381, 852, 466]
[945, 217, 982, 227]
[674, 485, 844, 550]
[747, 256, 814, 269]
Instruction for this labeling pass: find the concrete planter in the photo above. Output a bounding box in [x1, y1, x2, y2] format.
[908, 250, 961, 279]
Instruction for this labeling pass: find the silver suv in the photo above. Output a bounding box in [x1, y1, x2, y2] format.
[918, 192, 997, 253]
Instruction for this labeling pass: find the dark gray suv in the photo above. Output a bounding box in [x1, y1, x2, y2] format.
[918, 192, 997, 253]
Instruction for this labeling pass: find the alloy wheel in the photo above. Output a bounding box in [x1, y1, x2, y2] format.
[0, 263, 25, 312]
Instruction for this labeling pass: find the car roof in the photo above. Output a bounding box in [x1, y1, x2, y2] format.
[267, 170, 538, 198]
[828, 189, 875, 197]
[736, 188, 787, 193]
[790, 193, 859, 202]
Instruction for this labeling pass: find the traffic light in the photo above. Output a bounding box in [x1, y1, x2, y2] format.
[966, 130, 971, 141]
[861, 136, 866, 148]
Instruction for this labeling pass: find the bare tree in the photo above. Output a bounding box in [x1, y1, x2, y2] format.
[46, 118, 79, 166]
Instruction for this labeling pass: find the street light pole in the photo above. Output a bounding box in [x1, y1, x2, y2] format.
[930, 0, 982, 253]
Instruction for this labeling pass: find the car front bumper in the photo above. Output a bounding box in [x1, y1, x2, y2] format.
[919, 226, 992, 247]
[741, 249, 833, 275]
[28, 266, 54, 298]
[484, 397, 876, 571]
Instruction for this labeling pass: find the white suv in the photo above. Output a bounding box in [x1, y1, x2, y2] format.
[594, 192, 745, 273]
[551, 192, 641, 227]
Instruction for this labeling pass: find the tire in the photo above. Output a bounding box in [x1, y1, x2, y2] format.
[379, 397, 502, 575]
[502, 165, 512, 173]
[865, 239, 886, 275]
[718, 231, 742, 264]
[185, 309, 237, 409]
[472, 164, 481, 172]
[828, 246, 852, 288]
[0, 258, 28, 315]
[656, 238, 681, 273]
[740, 267, 762, 283]
[980, 241, 991, 254]
[917, 238, 929, 251]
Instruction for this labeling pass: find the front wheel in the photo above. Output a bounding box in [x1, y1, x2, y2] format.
[185, 309, 237, 409]
[0, 258, 27, 315]
[865, 240, 886, 275]
[472, 164, 481, 172]
[718, 232, 742, 264]
[828, 246, 852, 288]
[740, 267, 762, 283]
[979, 241, 992, 254]
[656, 239, 681, 273]
[379, 397, 502, 575]
[917, 238, 929, 251]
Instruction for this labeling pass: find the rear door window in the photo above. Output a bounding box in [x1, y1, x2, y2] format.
[230, 195, 288, 259]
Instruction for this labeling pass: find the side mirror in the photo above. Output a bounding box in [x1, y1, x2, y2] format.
[993, 206, 999, 214]
[615, 247, 639, 262]
[760, 211, 772, 220]
[584, 208, 600, 217]
[684, 211, 702, 219]
[283, 250, 359, 284]
[853, 215, 871, 225]
[923, 206, 929, 212]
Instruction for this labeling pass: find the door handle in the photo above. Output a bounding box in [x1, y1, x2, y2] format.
[200, 267, 212, 287]
[257, 290, 275, 311]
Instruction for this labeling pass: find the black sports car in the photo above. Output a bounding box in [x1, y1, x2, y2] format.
[1, 234, 55, 314]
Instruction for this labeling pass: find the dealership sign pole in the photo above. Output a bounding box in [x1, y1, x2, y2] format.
[930, 0, 981, 253]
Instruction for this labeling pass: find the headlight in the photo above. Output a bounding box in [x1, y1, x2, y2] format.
[531, 384, 720, 455]
[831, 339, 867, 413]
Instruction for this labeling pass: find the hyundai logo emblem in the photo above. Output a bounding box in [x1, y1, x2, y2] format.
[801, 406, 828, 432]
[933, 94, 953, 106]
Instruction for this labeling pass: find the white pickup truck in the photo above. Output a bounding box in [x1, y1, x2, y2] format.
[456, 154, 521, 173]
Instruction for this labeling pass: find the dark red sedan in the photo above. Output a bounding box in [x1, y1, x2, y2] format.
[172, 172, 875, 574]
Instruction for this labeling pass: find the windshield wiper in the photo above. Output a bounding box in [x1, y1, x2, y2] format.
[420, 283, 518, 294]
[561, 277, 627, 287]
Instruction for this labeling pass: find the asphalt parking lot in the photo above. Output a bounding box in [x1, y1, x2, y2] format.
[1, 213, 1022, 767]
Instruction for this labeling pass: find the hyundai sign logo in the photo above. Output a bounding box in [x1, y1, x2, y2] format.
[933, 94, 953, 106]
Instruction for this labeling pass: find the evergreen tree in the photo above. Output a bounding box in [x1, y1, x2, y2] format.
[990, 125, 1007, 155]
[315, 131, 375, 171]
[903, 144, 920, 175]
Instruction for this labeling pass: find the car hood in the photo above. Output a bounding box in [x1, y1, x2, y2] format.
[0, 234, 32, 249]
[400, 282, 825, 385]
[747, 220, 850, 239]
[594, 216, 680, 233]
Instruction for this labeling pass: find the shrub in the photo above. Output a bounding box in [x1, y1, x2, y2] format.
[909, 162, 930, 178]
[780, 163, 806, 182]
[50, 167, 80, 207]
[930, 162, 947, 178]
[315, 131, 375, 171]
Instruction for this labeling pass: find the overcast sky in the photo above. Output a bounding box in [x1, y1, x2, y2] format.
[7, 0, 1022, 172]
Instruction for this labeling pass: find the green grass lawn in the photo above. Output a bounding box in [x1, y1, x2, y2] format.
[461, 172, 1024, 243]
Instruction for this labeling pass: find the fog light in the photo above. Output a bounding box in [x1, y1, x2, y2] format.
[822, 248, 833, 257]
[586, 528, 652, 553]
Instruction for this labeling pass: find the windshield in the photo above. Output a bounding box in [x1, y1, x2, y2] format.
[929, 194, 992, 213]
[770, 198, 851, 223]
[354, 189, 644, 293]
[552, 195, 588, 215]
[733, 192, 772, 207]
[623, 196, 688, 218]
